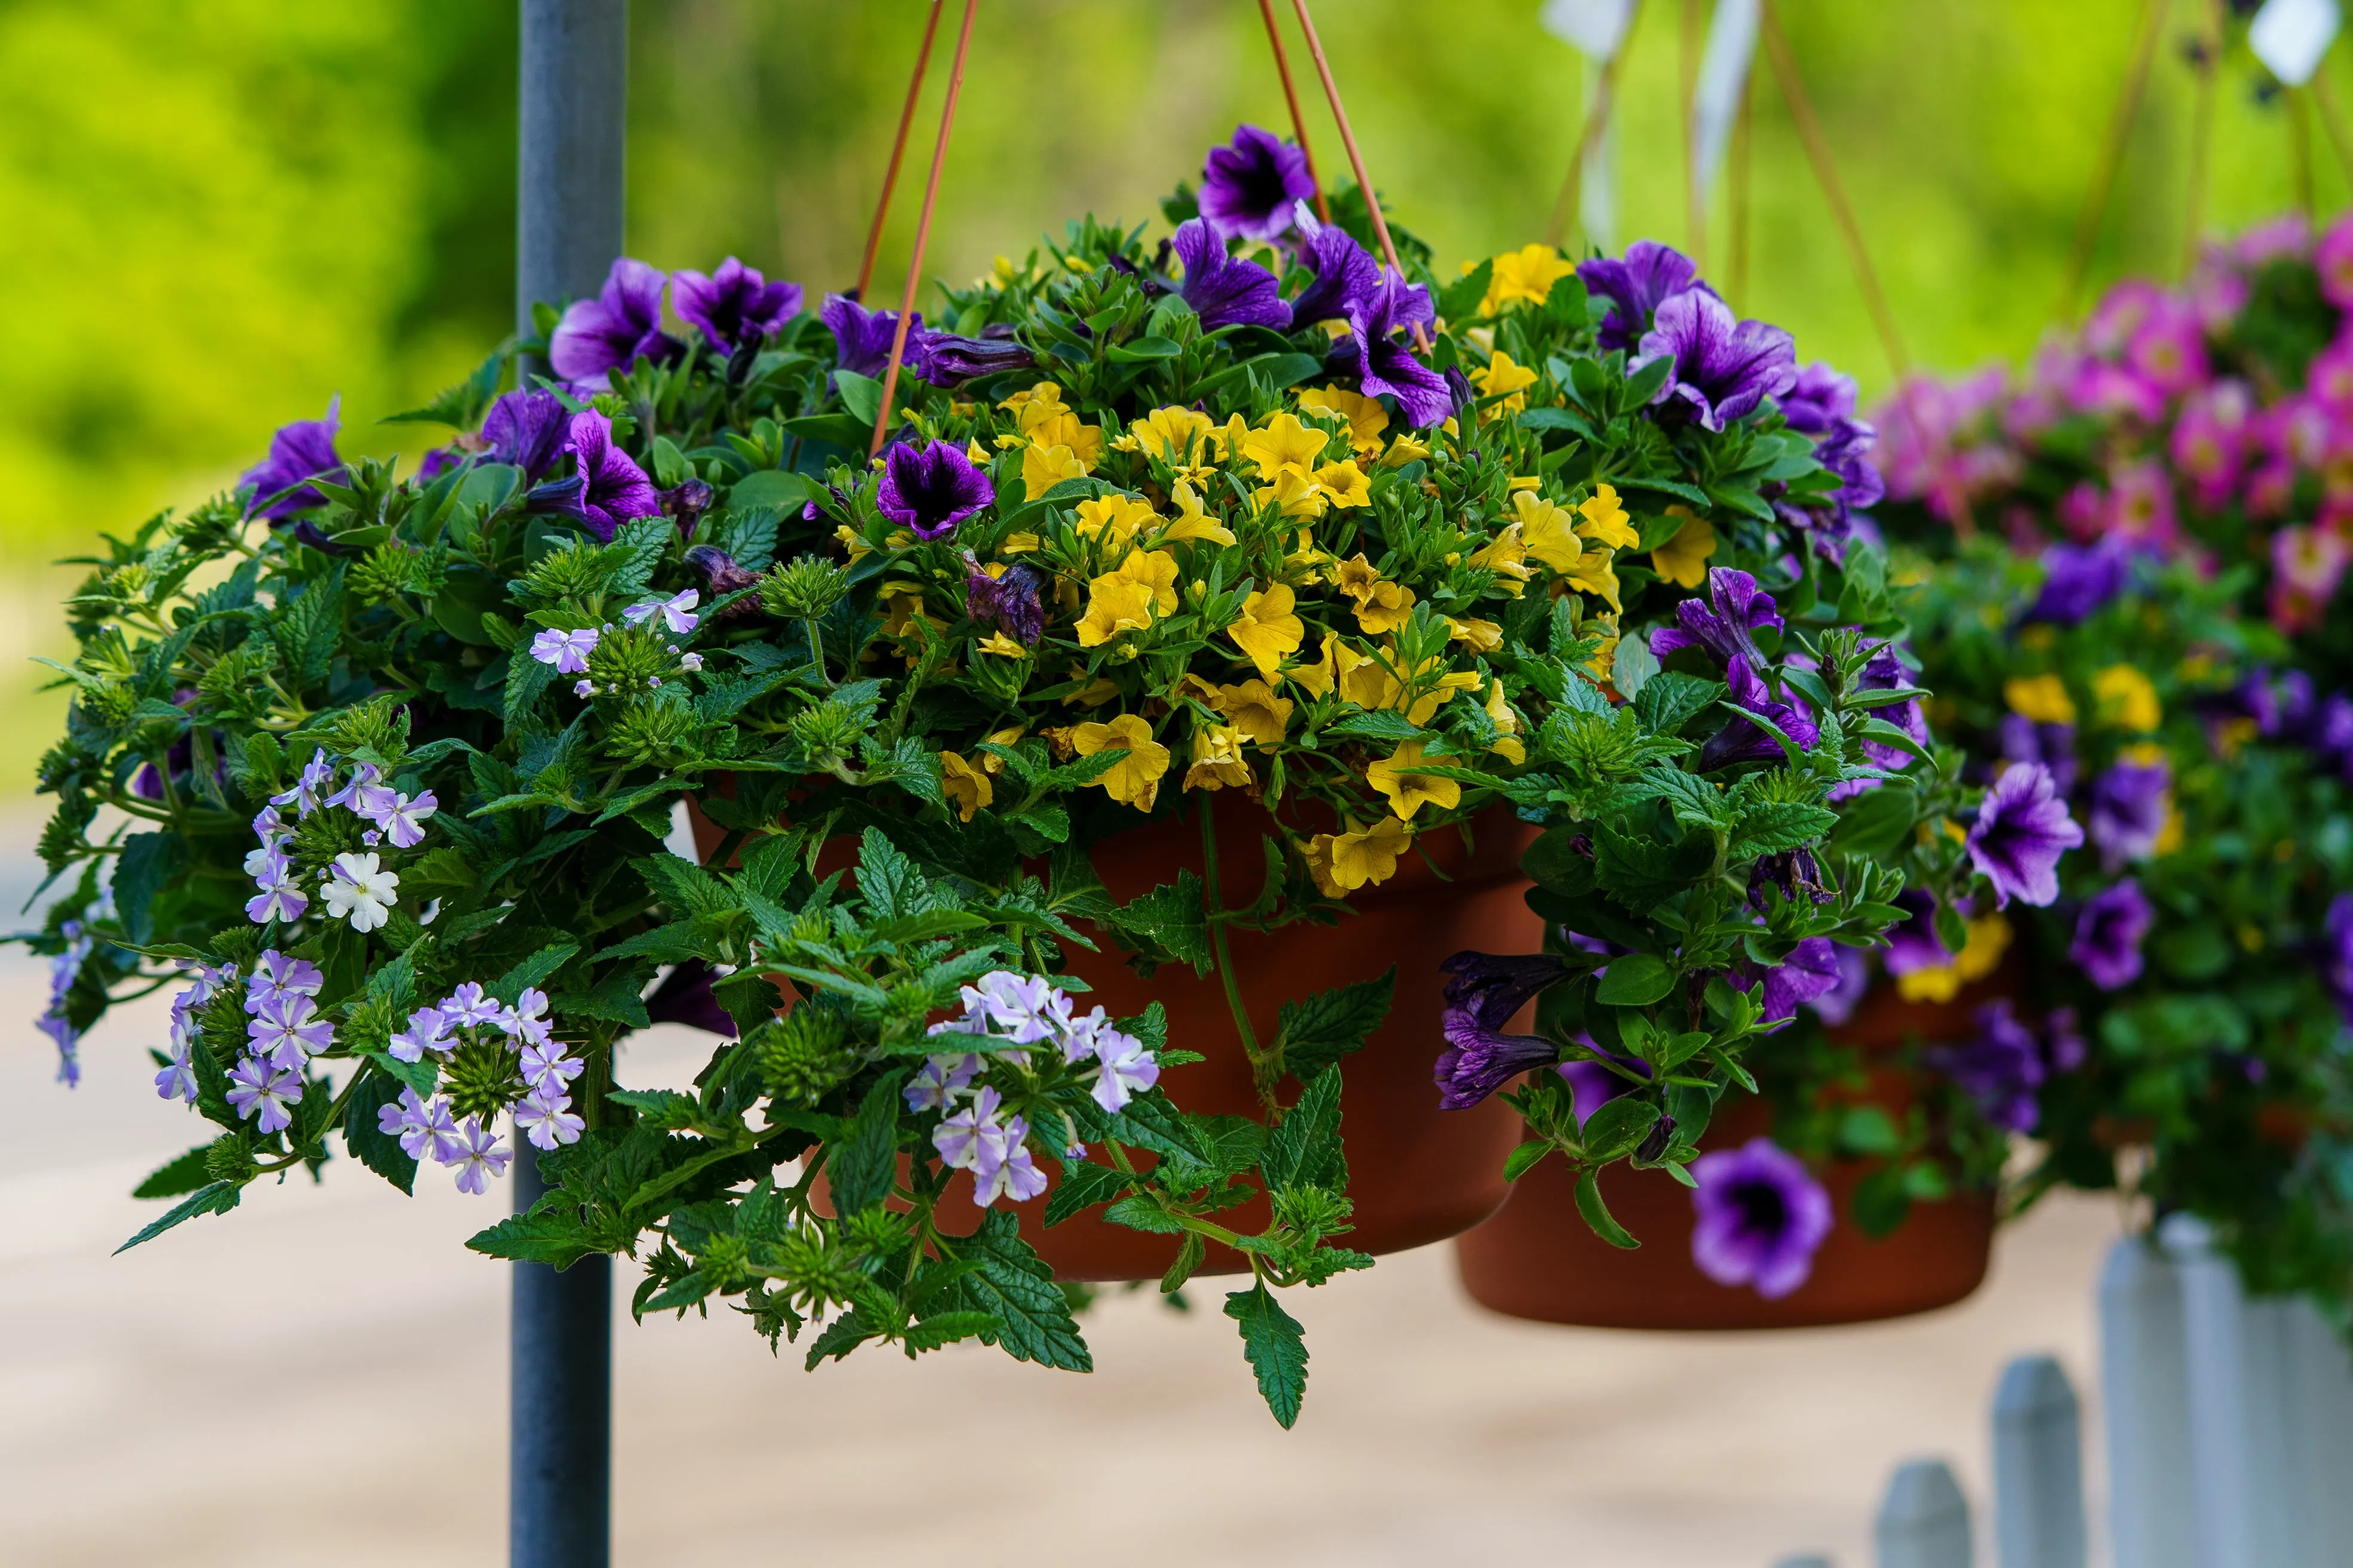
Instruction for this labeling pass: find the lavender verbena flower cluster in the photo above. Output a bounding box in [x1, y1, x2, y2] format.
[376, 983, 584, 1193]
[153, 955, 234, 1105]
[527, 586, 704, 697]
[916, 971, 1161, 1208]
[38, 918, 96, 1086]
[245, 749, 437, 930]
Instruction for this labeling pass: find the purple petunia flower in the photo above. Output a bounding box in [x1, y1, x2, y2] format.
[1171, 218, 1293, 332]
[1882, 889, 1952, 979]
[1997, 715, 2078, 799]
[1634, 288, 1798, 432]
[1433, 1006, 1560, 1112]
[907, 324, 1034, 387]
[1930, 1000, 2045, 1133]
[822, 294, 918, 381]
[1698, 655, 1820, 772]
[877, 440, 993, 541]
[1689, 1137, 1834, 1299]
[2025, 542, 2129, 627]
[1751, 937, 1846, 1023]
[1808, 943, 1872, 1027]
[1439, 950, 1574, 1030]
[240, 399, 347, 521]
[550, 258, 675, 389]
[2088, 757, 2169, 870]
[1966, 763, 2085, 908]
[1778, 362, 1858, 434]
[416, 447, 463, 484]
[1198, 124, 1316, 243]
[1287, 212, 1381, 327]
[563, 410, 664, 542]
[2045, 1007, 2088, 1074]
[2072, 878, 2154, 990]
[1557, 1046, 1653, 1127]
[683, 546, 765, 617]
[644, 958, 739, 1037]
[1650, 567, 1784, 668]
[671, 256, 803, 355]
[482, 389, 572, 481]
[1855, 643, 1929, 771]
[1578, 240, 1708, 354]
[1344, 272, 1451, 429]
[967, 558, 1049, 646]
[2325, 895, 2353, 1025]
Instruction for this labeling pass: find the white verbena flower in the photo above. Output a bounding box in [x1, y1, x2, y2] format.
[320, 852, 399, 933]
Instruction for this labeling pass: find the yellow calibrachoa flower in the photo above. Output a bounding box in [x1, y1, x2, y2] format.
[1478, 243, 1576, 314]
[1183, 724, 1252, 791]
[1075, 494, 1158, 554]
[1314, 459, 1371, 508]
[1366, 741, 1462, 821]
[2092, 664, 2162, 730]
[1255, 464, 1331, 519]
[1152, 479, 1237, 545]
[1383, 432, 1432, 466]
[1070, 713, 1170, 812]
[1122, 405, 1220, 473]
[1468, 525, 1535, 596]
[1296, 385, 1388, 454]
[1335, 554, 1417, 633]
[1227, 583, 1304, 678]
[1650, 507, 1716, 589]
[1112, 548, 1179, 615]
[1584, 635, 1620, 688]
[1301, 835, 1343, 897]
[835, 523, 873, 565]
[976, 725, 1026, 774]
[1240, 412, 1330, 481]
[1509, 490, 1583, 573]
[1216, 678, 1294, 747]
[1474, 351, 1539, 417]
[1576, 483, 1639, 549]
[1286, 634, 1354, 699]
[965, 438, 992, 466]
[1484, 677, 1526, 765]
[1897, 915, 2012, 1003]
[938, 751, 993, 822]
[1564, 552, 1623, 614]
[1075, 549, 1176, 647]
[1445, 616, 1503, 652]
[1326, 817, 1414, 890]
[975, 632, 1029, 659]
[1023, 442, 1088, 500]
[2004, 674, 2078, 726]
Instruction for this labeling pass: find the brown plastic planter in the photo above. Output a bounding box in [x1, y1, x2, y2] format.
[692, 790, 1538, 1283]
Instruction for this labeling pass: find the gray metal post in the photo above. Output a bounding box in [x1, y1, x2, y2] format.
[1992, 1355, 2086, 1568]
[512, 5, 625, 1567]
[2099, 1235, 2196, 1568]
[1875, 1459, 1973, 1568]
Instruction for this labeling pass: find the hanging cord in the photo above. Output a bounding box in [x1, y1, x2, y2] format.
[1728, 60, 1755, 308]
[869, 0, 979, 459]
[2181, 0, 2224, 279]
[1257, 0, 1333, 224]
[1287, 0, 1430, 350]
[854, 1, 945, 302]
[1681, 0, 1708, 274]
[2057, 0, 2168, 323]
[2290, 84, 2318, 214]
[1545, 2, 1645, 250]
[2312, 68, 2353, 183]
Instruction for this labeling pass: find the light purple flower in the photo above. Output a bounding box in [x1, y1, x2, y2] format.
[1579, 240, 1707, 353]
[515, 1086, 585, 1152]
[247, 991, 333, 1070]
[1689, 1137, 1834, 1299]
[227, 1055, 303, 1135]
[1649, 567, 1784, 669]
[1090, 1029, 1159, 1113]
[155, 1042, 198, 1104]
[380, 1088, 464, 1164]
[1997, 715, 2078, 799]
[530, 627, 600, 674]
[240, 398, 347, 521]
[1198, 124, 1315, 243]
[972, 1120, 1049, 1207]
[2089, 758, 2169, 870]
[1929, 1000, 2045, 1133]
[270, 748, 336, 817]
[324, 759, 380, 812]
[563, 409, 664, 543]
[877, 440, 994, 540]
[520, 1039, 584, 1093]
[621, 589, 701, 637]
[500, 988, 555, 1047]
[934, 1085, 1008, 1170]
[1808, 943, 1872, 1027]
[441, 982, 502, 1028]
[357, 789, 437, 850]
[321, 852, 399, 933]
[450, 1116, 512, 1194]
[245, 849, 309, 924]
[671, 256, 803, 354]
[389, 1006, 453, 1064]
[550, 258, 674, 389]
[1171, 217, 1292, 332]
[2072, 878, 2154, 991]
[905, 1053, 981, 1111]
[1633, 288, 1798, 432]
[1754, 937, 1845, 1023]
[1966, 763, 2084, 908]
[957, 972, 1070, 1046]
[249, 950, 324, 1007]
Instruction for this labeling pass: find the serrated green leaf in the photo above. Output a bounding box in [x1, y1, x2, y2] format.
[115, 1180, 241, 1254]
[131, 1145, 216, 1201]
[953, 1210, 1092, 1371]
[1274, 968, 1395, 1081]
[1260, 1069, 1344, 1195]
[1223, 1283, 1308, 1428]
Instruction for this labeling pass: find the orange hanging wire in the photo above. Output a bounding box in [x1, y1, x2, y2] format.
[2313, 68, 2353, 185]
[870, 0, 978, 459]
[854, 0, 945, 303]
[2056, 0, 2166, 323]
[1257, 0, 1332, 225]
[1681, 0, 1707, 274]
[1286, 0, 1428, 349]
[2290, 84, 2318, 215]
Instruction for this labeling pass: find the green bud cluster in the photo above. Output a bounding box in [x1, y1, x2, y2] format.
[515, 540, 620, 606]
[785, 701, 864, 765]
[584, 623, 672, 695]
[762, 555, 849, 620]
[607, 698, 703, 768]
[442, 1037, 525, 1121]
[753, 1007, 855, 1107]
[204, 1133, 260, 1184]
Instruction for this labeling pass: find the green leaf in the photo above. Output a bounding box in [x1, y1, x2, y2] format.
[1259, 1068, 1345, 1194]
[1044, 1160, 1130, 1227]
[834, 369, 885, 426]
[1324, 708, 1426, 744]
[1501, 1140, 1552, 1182]
[1274, 967, 1395, 1080]
[827, 1072, 905, 1215]
[1609, 631, 1659, 699]
[1573, 1169, 1639, 1249]
[488, 943, 579, 1006]
[1223, 1283, 1309, 1428]
[1579, 1096, 1660, 1160]
[1114, 870, 1213, 975]
[112, 831, 184, 945]
[954, 1210, 1092, 1371]
[905, 1310, 1003, 1352]
[115, 1180, 241, 1254]
[1838, 1105, 1902, 1156]
[132, 1145, 216, 1200]
[1728, 800, 1839, 860]
[466, 1208, 601, 1269]
[345, 1070, 419, 1194]
[1438, 259, 1493, 325]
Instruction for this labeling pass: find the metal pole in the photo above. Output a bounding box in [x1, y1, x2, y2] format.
[513, 5, 624, 1567]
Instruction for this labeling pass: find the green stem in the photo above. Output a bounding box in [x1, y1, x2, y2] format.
[1198, 803, 1278, 1117]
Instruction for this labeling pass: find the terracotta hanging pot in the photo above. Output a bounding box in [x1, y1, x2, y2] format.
[690, 790, 1539, 1283]
[1451, 979, 2006, 1331]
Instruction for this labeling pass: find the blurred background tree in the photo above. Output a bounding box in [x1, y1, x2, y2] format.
[0, 0, 2340, 775]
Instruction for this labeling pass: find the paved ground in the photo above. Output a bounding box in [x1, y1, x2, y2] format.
[0, 822, 2125, 1567]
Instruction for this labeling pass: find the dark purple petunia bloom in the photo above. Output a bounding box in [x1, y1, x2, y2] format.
[1997, 715, 2078, 799]
[1812, 416, 1886, 512]
[563, 410, 664, 542]
[1689, 1137, 1834, 1299]
[1287, 216, 1381, 327]
[2088, 757, 2169, 869]
[966, 558, 1049, 645]
[1343, 271, 1451, 429]
[1634, 288, 1799, 432]
[550, 258, 676, 389]
[822, 293, 919, 381]
[482, 388, 572, 480]
[1198, 124, 1315, 243]
[645, 959, 739, 1037]
[2241, 668, 2316, 739]
[2071, 878, 2154, 990]
[671, 257, 803, 355]
[240, 398, 346, 520]
[1441, 950, 1573, 1029]
[415, 447, 462, 484]
[1929, 1000, 2045, 1133]
[2325, 895, 2353, 1025]
[1966, 763, 2085, 907]
[2025, 542, 2129, 627]
[1698, 655, 1821, 772]
[908, 324, 1035, 387]
[1558, 1047, 1653, 1126]
[1433, 950, 1577, 1110]
[1172, 218, 1292, 332]
[1578, 240, 1708, 354]
[1778, 362, 1858, 435]
[1855, 643, 1929, 771]
[877, 440, 993, 542]
[683, 545, 765, 620]
[1650, 567, 1784, 668]
[1748, 936, 1846, 1023]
